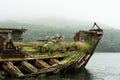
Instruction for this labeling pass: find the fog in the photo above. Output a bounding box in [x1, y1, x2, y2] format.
[0, 0, 120, 28]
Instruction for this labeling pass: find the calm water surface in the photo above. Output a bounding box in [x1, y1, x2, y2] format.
[10, 53, 120, 80]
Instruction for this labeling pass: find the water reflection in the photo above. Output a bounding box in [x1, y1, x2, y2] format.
[52, 69, 94, 80]
[9, 68, 94, 80]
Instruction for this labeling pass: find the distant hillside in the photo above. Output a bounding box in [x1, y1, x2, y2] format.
[0, 19, 120, 52]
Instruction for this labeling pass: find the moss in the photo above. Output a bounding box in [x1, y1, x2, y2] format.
[0, 75, 6, 80]
[15, 40, 94, 55]
[22, 47, 37, 53]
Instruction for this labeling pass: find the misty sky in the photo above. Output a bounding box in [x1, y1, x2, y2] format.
[0, 0, 120, 28]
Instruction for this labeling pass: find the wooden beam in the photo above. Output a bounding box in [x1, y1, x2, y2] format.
[49, 59, 59, 65]
[0, 30, 12, 33]
[35, 60, 50, 68]
[20, 61, 38, 73]
[3, 62, 24, 76]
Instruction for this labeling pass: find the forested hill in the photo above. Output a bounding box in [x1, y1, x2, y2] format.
[0, 19, 120, 52]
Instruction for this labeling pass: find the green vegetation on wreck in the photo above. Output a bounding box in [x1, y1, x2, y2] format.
[18, 38, 94, 59]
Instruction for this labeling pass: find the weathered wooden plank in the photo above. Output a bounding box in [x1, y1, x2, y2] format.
[76, 61, 85, 68]
[75, 54, 91, 69]
[20, 61, 38, 73]
[3, 62, 24, 76]
[85, 54, 90, 60]
[49, 59, 60, 65]
[0, 30, 12, 33]
[0, 56, 64, 62]
[77, 54, 86, 63]
[35, 60, 50, 68]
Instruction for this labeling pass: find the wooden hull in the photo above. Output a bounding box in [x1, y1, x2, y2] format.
[0, 53, 89, 78]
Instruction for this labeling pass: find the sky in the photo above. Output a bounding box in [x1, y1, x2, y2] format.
[0, 0, 120, 28]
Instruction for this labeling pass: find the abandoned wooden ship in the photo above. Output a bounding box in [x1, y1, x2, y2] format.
[0, 23, 103, 79]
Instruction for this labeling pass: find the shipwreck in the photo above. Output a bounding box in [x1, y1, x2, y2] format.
[0, 23, 103, 79]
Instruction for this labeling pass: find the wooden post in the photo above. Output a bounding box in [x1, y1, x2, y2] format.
[8, 32, 12, 40]
[0, 36, 5, 51]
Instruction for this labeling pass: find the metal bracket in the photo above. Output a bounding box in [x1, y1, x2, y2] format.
[91, 22, 101, 30]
